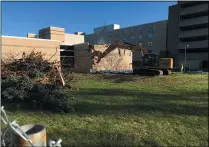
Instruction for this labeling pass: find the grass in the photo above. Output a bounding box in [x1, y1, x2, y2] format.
[2, 73, 208, 146]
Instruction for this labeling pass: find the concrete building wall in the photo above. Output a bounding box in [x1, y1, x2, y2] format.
[38, 26, 85, 45]
[151, 21, 168, 54]
[167, 5, 179, 57]
[177, 1, 208, 70]
[179, 2, 208, 15]
[167, 2, 208, 70]
[2, 26, 85, 73]
[74, 43, 92, 73]
[86, 21, 167, 51]
[177, 52, 208, 70]
[39, 27, 65, 43]
[63, 33, 85, 45]
[178, 52, 208, 61]
[2, 36, 60, 62]
[178, 2, 208, 50]
[27, 33, 37, 38]
[167, 4, 179, 67]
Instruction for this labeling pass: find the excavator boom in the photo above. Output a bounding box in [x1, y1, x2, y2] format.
[91, 41, 148, 64]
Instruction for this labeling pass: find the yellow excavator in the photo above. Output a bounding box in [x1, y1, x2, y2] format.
[88, 41, 173, 76]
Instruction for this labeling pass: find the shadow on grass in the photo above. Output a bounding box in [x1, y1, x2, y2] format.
[1, 100, 73, 114]
[2, 101, 46, 113]
[97, 74, 150, 83]
[74, 102, 208, 116]
[71, 88, 208, 116]
[100, 75, 136, 83]
[2, 87, 208, 117]
[47, 128, 162, 147]
[72, 88, 208, 101]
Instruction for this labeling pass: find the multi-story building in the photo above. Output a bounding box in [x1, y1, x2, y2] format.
[167, 2, 208, 71]
[94, 24, 120, 34]
[85, 20, 168, 69]
[2, 26, 86, 71]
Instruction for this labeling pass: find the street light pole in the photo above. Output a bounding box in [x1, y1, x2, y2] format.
[184, 45, 189, 72]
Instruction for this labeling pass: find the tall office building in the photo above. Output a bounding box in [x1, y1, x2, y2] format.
[168, 2, 208, 70]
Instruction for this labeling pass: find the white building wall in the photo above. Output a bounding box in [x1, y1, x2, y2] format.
[63, 33, 84, 45]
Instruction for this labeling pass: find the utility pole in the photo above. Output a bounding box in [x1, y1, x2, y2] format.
[184, 44, 189, 72]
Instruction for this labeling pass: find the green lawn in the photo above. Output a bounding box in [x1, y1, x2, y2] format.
[4, 73, 208, 146]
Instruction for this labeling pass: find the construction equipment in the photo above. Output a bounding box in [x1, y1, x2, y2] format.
[89, 41, 173, 76]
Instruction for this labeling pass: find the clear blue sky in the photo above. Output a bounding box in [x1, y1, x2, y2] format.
[2, 1, 177, 37]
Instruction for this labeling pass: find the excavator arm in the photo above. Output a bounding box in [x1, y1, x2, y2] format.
[91, 41, 148, 64]
[119, 41, 148, 56]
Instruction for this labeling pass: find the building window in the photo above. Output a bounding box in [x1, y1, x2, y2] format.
[139, 34, 143, 39]
[124, 29, 128, 33]
[147, 24, 153, 33]
[130, 36, 135, 40]
[108, 32, 111, 36]
[122, 36, 126, 41]
[148, 34, 153, 39]
[131, 28, 134, 33]
[121, 30, 125, 34]
[148, 29, 153, 34]
[148, 24, 153, 29]
[148, 42, 152, 47]
[139, 43, 143, 46]
[148, 50, 152, 53]
[139, 27, 144, 33]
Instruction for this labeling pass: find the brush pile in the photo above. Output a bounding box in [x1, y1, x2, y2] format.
[1, 51, 63, 85]
[1, 51, 73, 113]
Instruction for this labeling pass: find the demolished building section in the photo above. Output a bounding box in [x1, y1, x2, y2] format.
[92, 45, 132, 71]
[72, 43, 132, 73]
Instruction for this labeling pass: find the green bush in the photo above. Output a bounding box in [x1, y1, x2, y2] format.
[28, 69, 44, 78]
[2, 76, 73, 113]
[2, 76, 33, 102]
[30, 84, 73, 113]
[1, 51, 74, 113]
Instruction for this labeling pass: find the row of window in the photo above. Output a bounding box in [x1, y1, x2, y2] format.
[109, 30, 153, 36]
[121, 33, 153, 41]
[87, 33, 153, 41]
[86, 24, 153, 40]
[108, 24, 153, 35]
[139, 42, 153, 47]
[87, 39, 153, 48]
[106, 41, 153, 47]
[86, 26, 154, 41]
